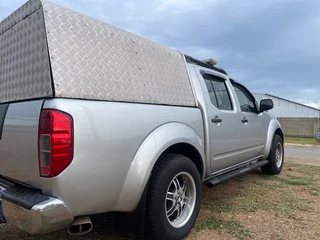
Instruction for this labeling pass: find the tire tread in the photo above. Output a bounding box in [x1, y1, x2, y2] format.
[261, 134, 284, 175]
[146, 153, 201, 240]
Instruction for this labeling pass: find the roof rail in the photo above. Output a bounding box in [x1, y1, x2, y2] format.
[184, 55, 228, 75]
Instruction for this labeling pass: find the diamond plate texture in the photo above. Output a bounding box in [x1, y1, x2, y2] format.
[42, 1, 196, 106]
[0, 3, 53, 103]
[0, 0, 195, 106]
[0, 0, 42, 35]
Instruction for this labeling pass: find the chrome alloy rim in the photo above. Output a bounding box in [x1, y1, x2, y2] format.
[275, 142, 283, 168]
[165, 172, 196, 228]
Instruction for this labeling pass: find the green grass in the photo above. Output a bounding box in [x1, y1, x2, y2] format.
[196, 217, 253, 239]
[263, 175, 314, 186]
[198, 165, 318, 233]
[271, 234, 286, 240]
[297, 165, 320, 176]
[285, 137, 320, 145]
[195, 164, 319, 239]
[306, 187, 320, 196]
[201, 175, 312, 217]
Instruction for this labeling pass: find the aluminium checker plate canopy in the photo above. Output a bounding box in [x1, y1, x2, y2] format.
[0, 0, 196, 106]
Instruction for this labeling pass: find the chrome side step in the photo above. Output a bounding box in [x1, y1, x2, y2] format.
[205, 160, 269, 188]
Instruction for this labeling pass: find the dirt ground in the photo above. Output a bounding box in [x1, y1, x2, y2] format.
[1, 159, 319, 240]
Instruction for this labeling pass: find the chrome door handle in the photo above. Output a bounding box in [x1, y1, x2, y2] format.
[241, 117, 248, 123]
[211, 116, 222, 123]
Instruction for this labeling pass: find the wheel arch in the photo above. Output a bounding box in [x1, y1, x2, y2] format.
[115, 122, 205, 212]
[162, 143, 204, 179]
[263, 119, 284, 158]
[275, 128, 284, 140]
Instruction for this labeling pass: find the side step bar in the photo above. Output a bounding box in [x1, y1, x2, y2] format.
[205, 160, 269, 187]
[0, 199, 5, 224]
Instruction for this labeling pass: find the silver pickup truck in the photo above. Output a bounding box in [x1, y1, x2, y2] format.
[0, 1, 284, 240]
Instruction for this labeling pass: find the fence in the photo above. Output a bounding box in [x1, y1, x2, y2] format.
[278, 118, 320, 138]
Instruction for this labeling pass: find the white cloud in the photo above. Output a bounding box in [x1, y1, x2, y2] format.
[292, 88, 320, 110]
[156, 0, 218, 13]
[302, 89, 318, 94]
[305, 102, 320, 109]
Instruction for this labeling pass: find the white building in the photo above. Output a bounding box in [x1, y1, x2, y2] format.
[253, 93, 320, 118]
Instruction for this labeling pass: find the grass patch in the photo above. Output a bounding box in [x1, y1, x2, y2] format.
[196, 216, 253, 239]
[273, 175, 313, 186]
[297, 165, 320, 176]
[196, 164, 319, 239]
[235, 189, 311, 213]
[202, 166, 315, 216]
[271, 234, 286, 240]
[306, 187, 320, 196]
[202, 177, 312, 215]
[285, 137, 320, 145]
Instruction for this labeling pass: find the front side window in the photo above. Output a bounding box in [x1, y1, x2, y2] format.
[203, 74, 233, 111]
[232, 84, 257, 113]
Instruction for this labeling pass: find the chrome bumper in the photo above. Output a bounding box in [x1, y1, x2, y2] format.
[2, 197, 74, 234]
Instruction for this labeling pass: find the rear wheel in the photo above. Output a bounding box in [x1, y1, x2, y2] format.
[146, 154, 201, 240]
[261, 134, 284, 175]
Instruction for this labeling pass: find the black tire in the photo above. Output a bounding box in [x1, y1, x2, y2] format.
[261, 134, 284, 175]
[146, 154, 201, 240]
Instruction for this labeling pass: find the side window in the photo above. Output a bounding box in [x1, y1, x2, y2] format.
[203, 74, 233, 111]
[232, 84, 257, 113]
[204, 78, 218, 107]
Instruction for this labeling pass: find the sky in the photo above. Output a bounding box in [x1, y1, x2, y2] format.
[1, 0, 319, 109]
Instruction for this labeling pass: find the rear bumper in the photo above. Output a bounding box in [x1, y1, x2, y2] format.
[0, 178, 73, 234]
[2, 197, 73, 234]
[3, 197, 73, 234]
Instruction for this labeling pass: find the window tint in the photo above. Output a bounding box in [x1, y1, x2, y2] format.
[204, 79, 218, 107]
[233, 84, 257, 112]
[203, 74, 233, 111]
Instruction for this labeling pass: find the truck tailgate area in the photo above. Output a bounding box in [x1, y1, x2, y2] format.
[0, 100, 43, 188]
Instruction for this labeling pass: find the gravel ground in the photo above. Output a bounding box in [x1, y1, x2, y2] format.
[1, 159, 319, 240]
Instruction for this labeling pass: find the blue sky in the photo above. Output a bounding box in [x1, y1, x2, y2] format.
[1, 0, 319, 108]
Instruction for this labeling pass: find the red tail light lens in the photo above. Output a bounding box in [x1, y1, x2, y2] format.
[38, 110, 73, 177]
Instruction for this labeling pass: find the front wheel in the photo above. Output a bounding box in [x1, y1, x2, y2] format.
[261, 134, 284, 175]
[146, 154, 201, 240]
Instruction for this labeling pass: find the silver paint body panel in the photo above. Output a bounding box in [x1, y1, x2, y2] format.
[187, 64, 279, 176]
[0, 65, 279, 218]
[0, 100, 43, 186]
[41, 99, 203, 216]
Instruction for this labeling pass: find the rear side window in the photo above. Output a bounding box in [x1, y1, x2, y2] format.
[202, 73, 233, 111]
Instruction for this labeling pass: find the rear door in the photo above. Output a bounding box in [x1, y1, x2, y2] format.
[231, 82, 267, 160]
[198, 71, 245, 174]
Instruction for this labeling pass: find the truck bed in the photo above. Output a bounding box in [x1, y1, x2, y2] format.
[0, 99, 204, 216]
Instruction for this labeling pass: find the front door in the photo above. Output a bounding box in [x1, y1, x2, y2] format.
[232, 82, 267, 160]
[199, 71, 244, 174]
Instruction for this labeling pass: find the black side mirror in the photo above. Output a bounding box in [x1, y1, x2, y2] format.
[260, 99, 273, 112]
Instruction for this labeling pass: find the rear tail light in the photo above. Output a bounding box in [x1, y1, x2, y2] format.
[38, 110, 73, 177]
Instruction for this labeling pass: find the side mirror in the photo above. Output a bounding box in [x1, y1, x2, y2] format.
[260, 99, 273, 112]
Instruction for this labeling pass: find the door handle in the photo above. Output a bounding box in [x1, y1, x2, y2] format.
[241, 117, 248, 123]
[211, 116, 222, 123]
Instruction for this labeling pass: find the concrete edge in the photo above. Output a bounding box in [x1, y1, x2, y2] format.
[285, 157, 320, 167]
[284, 143, 320, 148]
